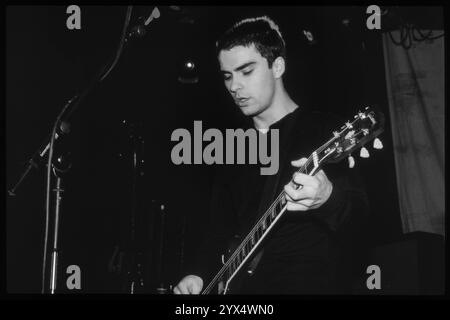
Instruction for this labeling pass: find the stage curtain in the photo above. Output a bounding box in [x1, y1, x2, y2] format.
[382, 30, 444, 236]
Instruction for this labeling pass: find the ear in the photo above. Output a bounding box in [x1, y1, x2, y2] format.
[272, 57, 285, 79]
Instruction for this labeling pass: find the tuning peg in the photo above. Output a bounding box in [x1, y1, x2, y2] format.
[348, 155, 355, 168]
[360, 147, 370, 158]
[373, 138, 383, 150]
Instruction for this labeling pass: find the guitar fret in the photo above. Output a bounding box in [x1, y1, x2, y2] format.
[266, 214, 272, 226]
[304, 157, 316, 174]
[264, 216, 270, 230]
[276, 199, 282, 212]
[257, 228, 262, 239]
[264, 216, 272, 228]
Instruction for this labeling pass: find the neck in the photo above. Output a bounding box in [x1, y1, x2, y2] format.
[252, 83, 298, 130]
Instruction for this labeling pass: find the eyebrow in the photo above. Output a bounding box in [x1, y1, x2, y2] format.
[221, 61, 256, 74]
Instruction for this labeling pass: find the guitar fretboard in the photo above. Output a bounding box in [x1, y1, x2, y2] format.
[202, 148, 329, 294]
[201, 107, 383, 295]
[224, 154, 318, 277]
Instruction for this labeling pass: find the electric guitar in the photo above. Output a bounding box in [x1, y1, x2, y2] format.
[201, 107, 385, 294]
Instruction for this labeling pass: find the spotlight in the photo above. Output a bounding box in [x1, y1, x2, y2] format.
[185, 61, 195, 70]
[178, 59, 199, 84]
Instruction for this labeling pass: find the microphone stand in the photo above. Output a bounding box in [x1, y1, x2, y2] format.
[6, 6, 137, 294]
[9, 5, 162, 294]
[49, 153, 72, 294]
[49, 177, 62, 294]
[8, 2, 149, 197]
[8, 108, 74, 197]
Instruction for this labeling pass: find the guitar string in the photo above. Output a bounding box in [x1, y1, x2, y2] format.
[226, 133, 338, 264]
[202, 153, 321, 293]
[202, 133, 339, 294]
[202, 155, 316, 294]
[228, 160, 311, 263]
[202, 118, 367, 294]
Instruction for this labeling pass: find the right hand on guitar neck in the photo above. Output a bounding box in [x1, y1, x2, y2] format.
[173, 275, 203, 294]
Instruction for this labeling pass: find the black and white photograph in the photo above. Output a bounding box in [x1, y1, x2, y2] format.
[5, 5, 445, 303]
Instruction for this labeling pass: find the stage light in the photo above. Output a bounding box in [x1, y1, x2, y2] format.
[178, 59, 199, 84]
[185, 61, 195, 70]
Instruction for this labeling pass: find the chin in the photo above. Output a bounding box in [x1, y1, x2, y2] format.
[240, 109, 258, 118]
[240, 105, 267, 118]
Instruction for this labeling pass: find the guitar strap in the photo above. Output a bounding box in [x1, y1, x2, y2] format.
[247, 108, 303, 274]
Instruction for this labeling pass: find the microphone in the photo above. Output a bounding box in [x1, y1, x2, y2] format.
[38, 121, 71, 159]
[8, 120, 71, 196]
[128, 7, 161, 39]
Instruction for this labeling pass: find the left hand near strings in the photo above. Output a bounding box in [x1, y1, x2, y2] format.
[284, 158, 333, 211]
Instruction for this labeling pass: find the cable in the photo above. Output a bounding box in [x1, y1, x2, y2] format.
[100, 6, 132, 81]
[388, 23, 444, 49]
[64, 6, 133, 122]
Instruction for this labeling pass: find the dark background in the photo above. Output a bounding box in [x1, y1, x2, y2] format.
[6, 6, 443, 293]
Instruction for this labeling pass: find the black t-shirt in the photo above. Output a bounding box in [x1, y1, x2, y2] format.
[189, 106, 370, 294]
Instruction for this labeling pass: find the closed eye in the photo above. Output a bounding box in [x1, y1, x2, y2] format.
[222, 69, 252, 81]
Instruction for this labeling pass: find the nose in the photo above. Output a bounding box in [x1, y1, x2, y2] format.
[229, 77, 242, 94]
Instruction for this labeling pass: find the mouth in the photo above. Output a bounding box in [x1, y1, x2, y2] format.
[235, 97, 250, 106]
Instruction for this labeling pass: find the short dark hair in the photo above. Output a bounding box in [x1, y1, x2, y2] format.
[216, 16, 286, 68]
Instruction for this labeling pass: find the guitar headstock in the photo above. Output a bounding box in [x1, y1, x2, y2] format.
[319, 106, 385, 167]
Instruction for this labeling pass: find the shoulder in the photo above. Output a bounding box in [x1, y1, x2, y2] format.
[303, 109, 345, 125]
[293, 108, 346, 136]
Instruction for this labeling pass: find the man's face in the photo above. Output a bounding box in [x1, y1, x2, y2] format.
[219, 44, 277, 117]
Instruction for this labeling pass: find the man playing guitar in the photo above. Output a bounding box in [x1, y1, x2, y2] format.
[174, 15, 370, 295]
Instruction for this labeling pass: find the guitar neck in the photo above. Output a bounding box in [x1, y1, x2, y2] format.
[201, 107, 384, 294]
[202, 148, 329, 294]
